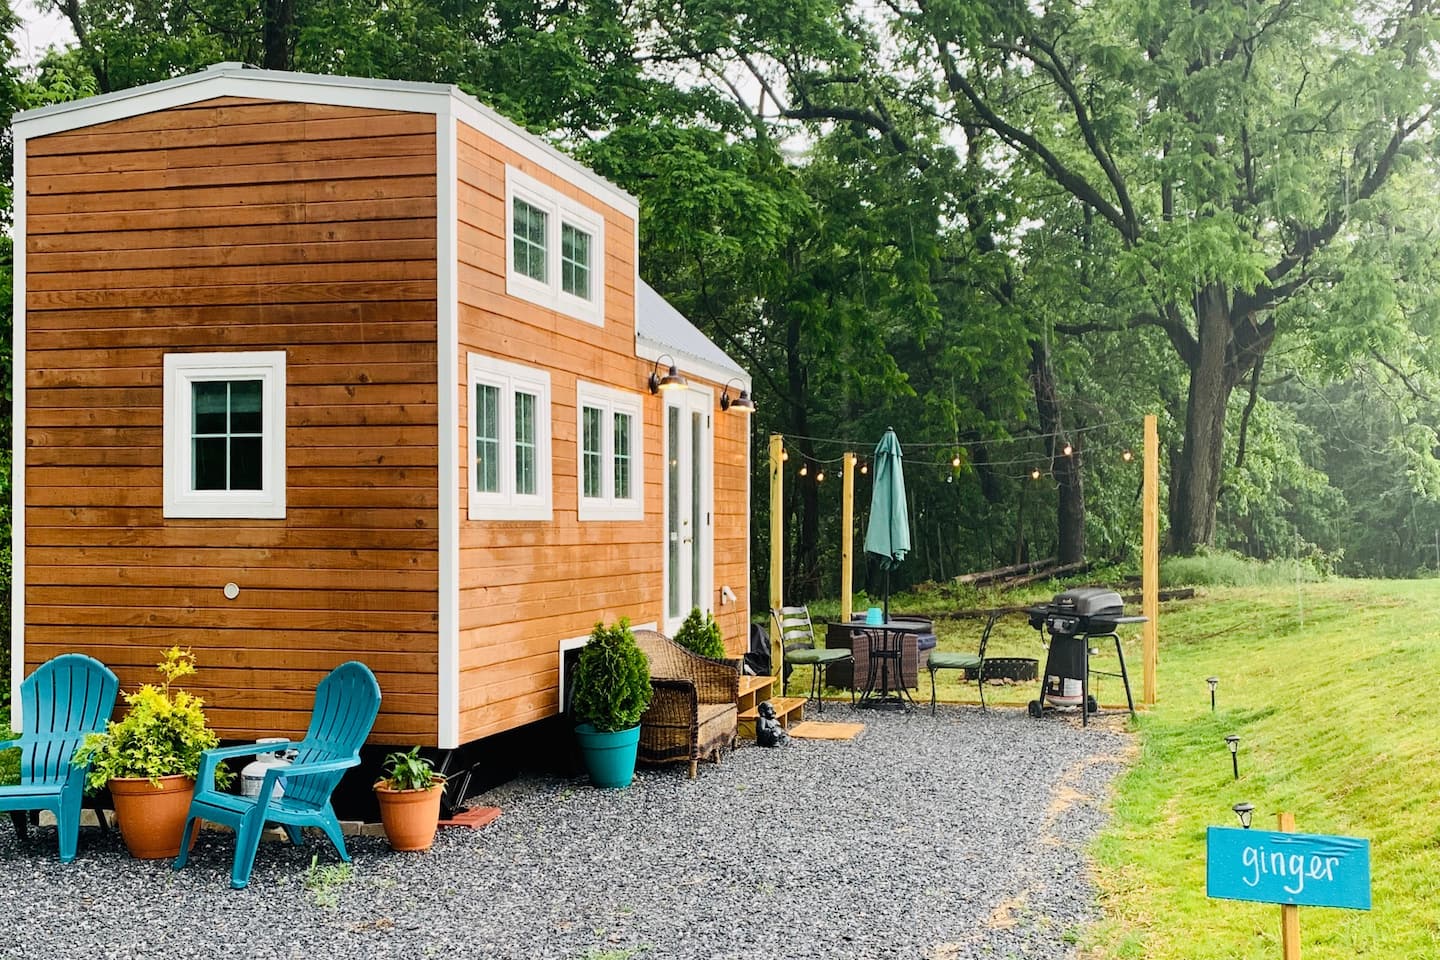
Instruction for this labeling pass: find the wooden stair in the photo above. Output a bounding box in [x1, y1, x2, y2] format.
[736, 673, 805, 738]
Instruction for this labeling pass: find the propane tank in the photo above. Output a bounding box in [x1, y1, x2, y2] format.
[240, 737, 294, 800]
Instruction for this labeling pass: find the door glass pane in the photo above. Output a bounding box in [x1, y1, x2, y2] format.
[613, 412, 631, 500]
[475, 383, 500, 493]
[514, 391, 537, 496]
[691, 410, 702, 606]
[582, 406, 603, 499]
[667, 406, 681, 618]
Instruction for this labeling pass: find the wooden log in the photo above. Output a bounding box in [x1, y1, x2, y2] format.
[952, 556, 1057, 586]
[1002, 559, 1091, 589]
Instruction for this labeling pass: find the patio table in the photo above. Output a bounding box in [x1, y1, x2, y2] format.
[841, 619, 932, 710]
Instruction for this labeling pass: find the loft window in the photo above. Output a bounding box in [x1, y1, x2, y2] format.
[163, 351, 286, 519]
[576, 381, 643, 521]
[505, 166, 605, 326]
[468, 353, 552, 521]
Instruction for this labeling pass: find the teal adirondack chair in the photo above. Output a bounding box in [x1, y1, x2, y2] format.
[173, 661, 381, 889]
[0, 654, 120, 862]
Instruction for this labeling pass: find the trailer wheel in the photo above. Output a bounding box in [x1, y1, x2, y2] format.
[1027, 700, 1043, 718]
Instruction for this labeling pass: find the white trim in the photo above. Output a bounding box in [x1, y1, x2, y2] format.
[12, 64, 639, 219]
[635, 341, 748, 394]
[466, 353, 553, 521]
[505, 166, 606, 327]
[436, 107, 461, 750]
[576, 381, 644, 522]
[162, 351, 287, 519]
[10, 132, 25, 717]
[744, 405, 752, 635]
[557, 620, 658, 715]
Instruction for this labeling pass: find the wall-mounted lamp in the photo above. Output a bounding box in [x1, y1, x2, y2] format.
[1225, 734, 1241, 780]
[1232, 801, 1254, 829]
[648, 354, 688, 394]
[719, 379, 756, 414]
[1207, 676, 1219, 712]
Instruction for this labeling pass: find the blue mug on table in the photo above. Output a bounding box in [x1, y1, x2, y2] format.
[865, 606, 884, 625]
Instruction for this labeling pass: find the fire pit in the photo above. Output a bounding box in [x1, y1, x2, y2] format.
[1024, 587, 1145, 726]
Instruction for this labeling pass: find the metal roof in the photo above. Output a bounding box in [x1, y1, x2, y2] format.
[635, 280, 748, 384]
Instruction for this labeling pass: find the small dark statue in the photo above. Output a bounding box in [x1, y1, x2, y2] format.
[755, 700, 789, 748]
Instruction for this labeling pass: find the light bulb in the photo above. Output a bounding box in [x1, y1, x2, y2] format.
[1062, 442, 1073, 456]
[799, 464, 808, 477]
[781, 449, 789, 462]
[1031, 468, 1041, 480]
[952, 455, 961, 467]
[860, 463, 868, 475]
[1122, 449, 1134, 462]
[815, 470, 825, 483]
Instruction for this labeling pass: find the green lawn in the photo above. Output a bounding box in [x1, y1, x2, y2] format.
[1085, 580, 1440, 959]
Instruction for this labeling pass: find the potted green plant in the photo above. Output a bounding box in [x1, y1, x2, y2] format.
[72, 646, 231, 859]
[373, 747, 447, 852]
[571, 618, 653, 788]
[673, 607, 726, 660]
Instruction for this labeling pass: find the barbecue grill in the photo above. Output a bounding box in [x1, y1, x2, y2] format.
[1024, 587, 1145, 725]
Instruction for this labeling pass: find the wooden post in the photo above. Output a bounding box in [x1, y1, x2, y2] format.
[769, 434, 784, 680]
[841, 452, 856, 623]
[1142, 413, 1159, 706]
[1278, 812, 1301, 960]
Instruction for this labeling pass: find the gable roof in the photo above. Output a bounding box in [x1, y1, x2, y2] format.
[635, 280, 748, 386]
[11, 62, 637, 217]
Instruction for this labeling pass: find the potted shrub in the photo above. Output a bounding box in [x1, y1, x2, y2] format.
[373, 747, 447, 852]
[72, 646, 231, 859]
[571, 618, 653, 788]
[673, 607, 725, 660]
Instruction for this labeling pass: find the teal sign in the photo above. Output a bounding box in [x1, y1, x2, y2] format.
[1207, 827, 1371, 910]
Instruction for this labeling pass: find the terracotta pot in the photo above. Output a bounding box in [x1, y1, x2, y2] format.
[108, 775, 198, 860]
[374, 779, 445, 852]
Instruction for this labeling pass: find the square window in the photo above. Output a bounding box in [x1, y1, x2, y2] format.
[506, 166, 605, 326]
[163, 351, 286, 519]
[468, 353, 552, 521]
[576, 381, 644, 522]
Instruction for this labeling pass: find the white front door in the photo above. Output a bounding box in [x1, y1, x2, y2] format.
[664, 388, 713, 635]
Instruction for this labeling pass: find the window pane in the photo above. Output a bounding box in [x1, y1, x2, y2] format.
[229, 437, 263, 490]
[475, 383, 500, 493]
[582, 406, 603, 500]
[513, 199, 547, 283]
[561, 224, 590, 299]
[667, 407, 681, 618]
[193, 437, 228, 490]
[192, 381, 228, 435]
[613, 412, 632, 500]
[691, 411, 702, 605]
[228, 380, 263, 434]
[515, 391, 537, 496]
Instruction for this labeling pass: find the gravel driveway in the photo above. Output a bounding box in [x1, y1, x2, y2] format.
[0, 706, 1130, 960]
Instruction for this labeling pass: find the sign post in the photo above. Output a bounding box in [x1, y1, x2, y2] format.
[1207, 813, 1371, 959]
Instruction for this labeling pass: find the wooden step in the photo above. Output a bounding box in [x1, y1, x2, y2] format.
[738, 674, 774, 699]
[738, 696, 807, 725]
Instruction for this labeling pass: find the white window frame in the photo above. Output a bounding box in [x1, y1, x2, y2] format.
[163, 351, 286, 519]
[467, 352, 553, 521]
[505, 165, 606, 326]
[576, 381, 645, 522]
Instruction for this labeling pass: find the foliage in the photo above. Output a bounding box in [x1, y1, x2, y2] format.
[0, 702, 15, 786]
[571, 619, 652, 733]
[71, 647, 232, 790]
[1087, 580, 1440, 958]
[377, 746, 444, 792]
[303, 853, 353, 909]
[1160, 550, 1324, 589]
[672, 608, 725, 660]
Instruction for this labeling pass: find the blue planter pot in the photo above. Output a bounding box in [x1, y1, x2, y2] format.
[575, 723, 641, 788]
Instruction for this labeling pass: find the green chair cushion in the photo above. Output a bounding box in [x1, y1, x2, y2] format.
[784, 648, 853, 665]
[928, 652, 982, 671]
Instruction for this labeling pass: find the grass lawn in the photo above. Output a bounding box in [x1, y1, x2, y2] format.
[1085, 579, 1440, 959]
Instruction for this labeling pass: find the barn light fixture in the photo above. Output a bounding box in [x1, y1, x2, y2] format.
[1232, 801, 1254, 829]
[647, 355, 688, 394]
[719, 379, 755, 413]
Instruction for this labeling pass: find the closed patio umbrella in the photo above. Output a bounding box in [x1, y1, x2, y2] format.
[863, 427, 910, 622]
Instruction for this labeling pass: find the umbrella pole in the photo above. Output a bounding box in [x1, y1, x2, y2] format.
[883, 569, 890, 622]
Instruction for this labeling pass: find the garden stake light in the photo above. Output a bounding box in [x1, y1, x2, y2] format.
[1232, 801, 1254, 829]
[1207, 676, 1219, 711]
[1226, 734, 1241, 779]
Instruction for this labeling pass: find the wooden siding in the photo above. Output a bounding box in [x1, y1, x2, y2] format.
[22, 98, 441, 743]
[453, 122, 749, 743]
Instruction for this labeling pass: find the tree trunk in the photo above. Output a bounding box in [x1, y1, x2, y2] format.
[262, 0, 294, 71]
[1030, 337, 1086, 562]
[1169, 285, 1238, 552]
[783, 306, 820, 601]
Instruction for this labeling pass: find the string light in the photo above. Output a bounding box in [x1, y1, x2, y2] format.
[1122, 448, 1134, 462]
[1031, 468, 1042, 480]
[781, 449, 789, 462]
[815, 470, 825, 483]
[1062, 442, 1073, 456]
[798, 463, 808, 477]
[860, 462, 868, 475]
[952, 454, 962, 467]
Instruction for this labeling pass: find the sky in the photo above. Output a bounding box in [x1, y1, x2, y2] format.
[13, 0, 75, 66]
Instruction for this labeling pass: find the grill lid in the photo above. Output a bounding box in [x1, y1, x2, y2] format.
[1050, 587, 1124, 620]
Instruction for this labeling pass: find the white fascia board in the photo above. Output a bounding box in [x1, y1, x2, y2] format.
[9, 133, 24, 719]
[12, 64, 638, 222]
[436, 104, 462, 751]
[635, 340, 749, 393]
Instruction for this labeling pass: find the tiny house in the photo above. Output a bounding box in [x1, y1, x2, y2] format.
[10, 64, 752, 751]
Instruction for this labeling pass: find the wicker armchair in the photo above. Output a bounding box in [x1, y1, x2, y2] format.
[632, 629, 740, 778]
